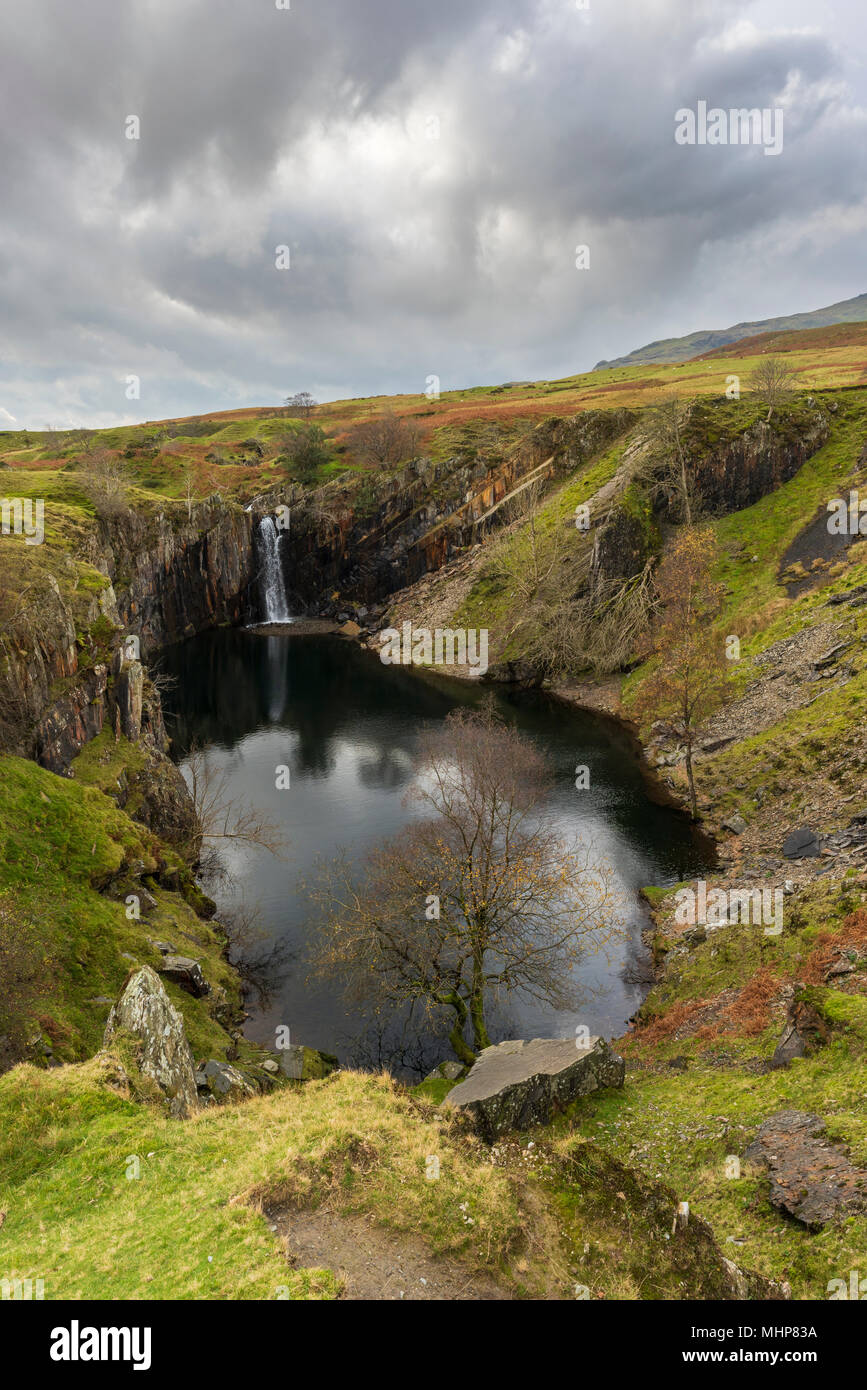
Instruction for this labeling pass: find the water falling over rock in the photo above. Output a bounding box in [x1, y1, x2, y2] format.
[256, 515, 292, 623]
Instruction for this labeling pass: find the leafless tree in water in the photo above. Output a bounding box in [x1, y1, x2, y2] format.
[184, 742, 288, 874]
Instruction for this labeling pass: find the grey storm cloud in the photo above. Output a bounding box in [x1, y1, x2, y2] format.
[0, 0, 865, 426]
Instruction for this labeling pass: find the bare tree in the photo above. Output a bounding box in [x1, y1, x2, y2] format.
[529, 559, 656, 679]
[183, 744, 288, 873]
[638, 399, 699, 525]
[284, 392, 318, 420]
[308, 700, 624, 1065]
[347, 412, 421, 468]
[500, 475, 562, 601]
[81, 448, 131, 517]
[750, 356, 797, 421]
[632, 527, 730, 818]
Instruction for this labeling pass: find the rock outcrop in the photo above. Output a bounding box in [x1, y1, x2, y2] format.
[88, 499, 255, 657]
[744, 1110, 867, 1229]
[158, 955, 210, 998]
[669, 402, 830, 518]
[197, 1058, 257, 1101]
[277, 410, 636, 614]
[443, 1036, 625, 1140]
[770, 994, 830, 1069]
[277, 1044, 339, 1081]
[103, 966, 198, 1118]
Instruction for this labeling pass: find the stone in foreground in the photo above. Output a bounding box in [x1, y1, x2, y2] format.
[442, 1036, 624, 1140]
[103, 965, 198, 1119]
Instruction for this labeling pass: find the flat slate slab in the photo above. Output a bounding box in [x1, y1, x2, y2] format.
[782, 826, 824, 859]
[442, 1036, 624, 1141]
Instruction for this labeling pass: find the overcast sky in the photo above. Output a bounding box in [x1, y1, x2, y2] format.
[1, 0, 865, 429]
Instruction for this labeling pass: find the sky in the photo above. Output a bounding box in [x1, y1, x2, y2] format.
[1, 0, 865, 428]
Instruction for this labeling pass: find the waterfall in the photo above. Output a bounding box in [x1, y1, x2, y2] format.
[256, 515, 292, 624]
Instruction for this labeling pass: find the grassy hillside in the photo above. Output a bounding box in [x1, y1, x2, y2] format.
[2, 320, 867, 1301]
[1, 323, 866, 509]
[0, 755, 247, 1067]
[0, 1059, 543, 1300]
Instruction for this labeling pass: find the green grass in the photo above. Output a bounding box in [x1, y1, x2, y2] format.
[453, 437, 628, 644]
[0, 1058, 539, 1300]
[554, 1050, 867, 1299]
[0, 756, 241, 1064]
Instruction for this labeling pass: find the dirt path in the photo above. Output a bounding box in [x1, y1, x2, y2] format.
[266, 1206, 513, 1300]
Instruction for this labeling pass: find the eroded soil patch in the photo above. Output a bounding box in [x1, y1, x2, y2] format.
[265, 1205, 513, 1301]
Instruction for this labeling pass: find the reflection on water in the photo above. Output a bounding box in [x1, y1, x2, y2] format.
[161, 630, 713, 1073]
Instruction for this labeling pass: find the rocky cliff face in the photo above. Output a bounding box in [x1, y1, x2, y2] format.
[668, 401, 831, 519]
[1, 497, 254, 840]
[86, 498, 255, 657]
[277, 409, 637, 613]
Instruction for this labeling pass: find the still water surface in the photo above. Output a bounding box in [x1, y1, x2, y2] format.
[161, 630, 713, 1070]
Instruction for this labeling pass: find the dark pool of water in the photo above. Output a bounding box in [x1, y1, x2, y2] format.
[160, 630, 713, 1072]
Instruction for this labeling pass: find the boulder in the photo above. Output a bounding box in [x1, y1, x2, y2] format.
[158, 955, 210, 998]
[277, 1044, 339, 1081]
[770, 994, 830, 1069]
[103, 966, 198, 1118]
[442, 1036, 624, 1141]
[199, 1059, 257, 1100]
[744, 1111, 867, 1229]
[424, 1060, 464, 1082]
[722, 814, 748, 835]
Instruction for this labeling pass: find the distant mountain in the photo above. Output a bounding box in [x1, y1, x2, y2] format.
[593, 293, 867, 371]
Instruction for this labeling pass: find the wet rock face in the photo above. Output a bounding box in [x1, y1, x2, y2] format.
[281, 410, 636, 613]
[745, 1110, 867, 1229]
[101, 501, 255, 657]
[103, 965, 198, 1119]
[35, 665, 109, 772]
[688, 410, 830, 518]
[443, 1036, 625, 1141]
[590, 502, 656, 594]
[111, 648, 144, 741]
